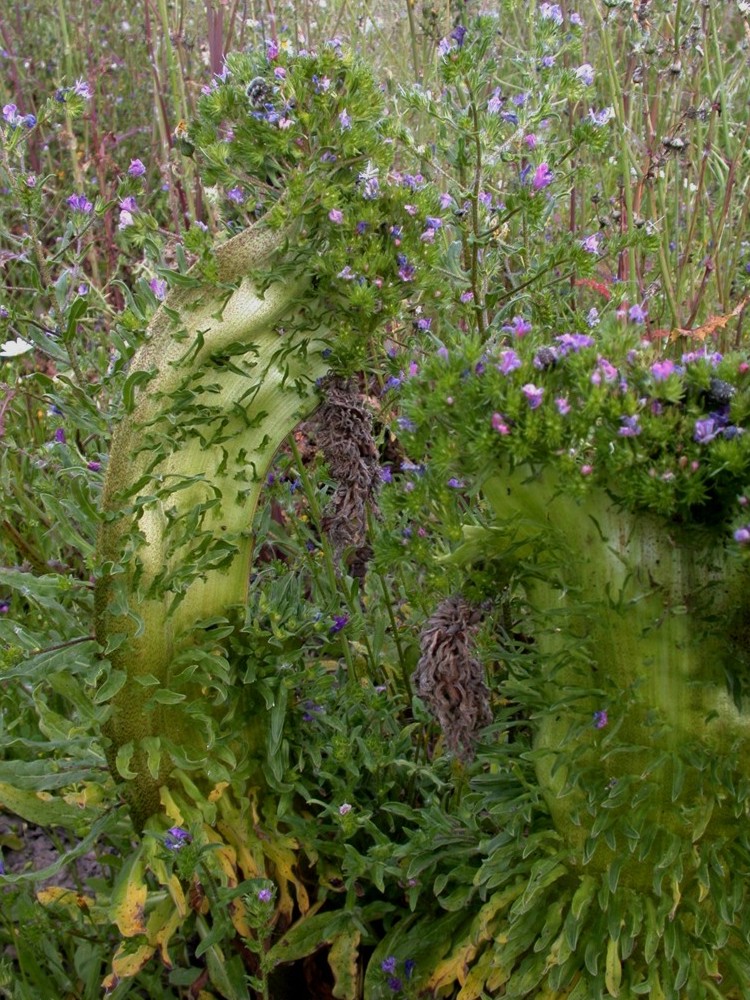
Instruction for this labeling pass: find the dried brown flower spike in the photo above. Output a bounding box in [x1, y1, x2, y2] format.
[413, 595, 492, 761]
[306, 376, 381, 566]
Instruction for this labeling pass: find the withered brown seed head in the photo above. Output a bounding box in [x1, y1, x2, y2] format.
[412, 595, 492, 761]
[306, 376, 381, 565]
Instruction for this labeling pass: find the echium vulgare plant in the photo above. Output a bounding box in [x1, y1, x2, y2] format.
[92, 39, 443, 990]
[366, 9, 750, 999]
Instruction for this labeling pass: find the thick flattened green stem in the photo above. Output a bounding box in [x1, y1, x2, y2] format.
[480, 468, 750, 888]
[95, 223, 330, 827]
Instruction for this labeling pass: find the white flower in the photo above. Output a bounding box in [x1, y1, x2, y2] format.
[0, 337, 34, 357]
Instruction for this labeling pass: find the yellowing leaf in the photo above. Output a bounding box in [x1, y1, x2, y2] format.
[229, 896, 252, 938]
[209, 781, 229, 803]
[456, 948, 493, 1000]
[147, 896, 183, 968]
[109, 850, 148, 937]
[36, 886, 95, 914]
[104, 939, 156, 985]
[429, 942, 474, 991]
[330, 928, 360, 1000]
[605, 936, 621, 998]
[265, 837, 309, 917]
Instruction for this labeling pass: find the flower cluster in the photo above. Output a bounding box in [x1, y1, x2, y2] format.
[184, 45, 441, 368]
[396, 317, 750, 544]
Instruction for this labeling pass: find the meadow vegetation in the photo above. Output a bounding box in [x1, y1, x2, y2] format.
[2, 2, 750, 998]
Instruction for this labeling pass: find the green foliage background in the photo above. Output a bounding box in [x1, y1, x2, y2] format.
[2, 2, 750, 998]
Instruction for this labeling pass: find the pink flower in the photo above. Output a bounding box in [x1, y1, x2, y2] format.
[532, 163, 553, 190]
[328, 208, 344, 223]
[492, 412, 511, 435]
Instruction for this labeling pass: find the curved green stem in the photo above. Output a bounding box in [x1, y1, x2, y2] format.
[95, 222, 331, 826]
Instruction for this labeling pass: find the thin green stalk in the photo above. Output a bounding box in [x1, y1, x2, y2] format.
[286, 435, 362, 684]
[594, 5, 639, 304]
[405, 0, 421, 84]
[156, 0, 197, 220]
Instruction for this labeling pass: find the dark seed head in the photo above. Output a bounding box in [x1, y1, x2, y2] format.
[708, 378, 735, 406]
[533, 346, 558, 370]
[246, 77, 271, 108]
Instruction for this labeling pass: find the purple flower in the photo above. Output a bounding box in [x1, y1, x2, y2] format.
[532, 163, 553, 190]
[380, 467, 393, 483]
[266, 38, 279, 59]
[381, 958, 397, 975]
[581, 234, 600, 254]
[502, 315, 532, 338]
[619, 415, 641, 437]
[447, 477, 465, 489]
[72, 79, 92, 99]
[589, 106, 615, 127]
[258, 887, 273, 902]
[387, 978, 403, 993]
[556, 332, 594, 354]
[450, 24, 467, 47]
[337, 266, 356, 280]
[586, 308, 600, 328]
[555, 396, 570, 415]
[591, 357, 618, 384]
[488, 88, 503, 114]
[22, 114, 36, 128]
[0, 600, 10, 614]
[339, 109, 351, 130]
[119, 196, 138, 213]
[734, 526, 750, 544]
[2, 103, 18, 124]
[67, 193, 93, 214]
[150, 277, 167, 300]
[404, 959, 416, 979]
[540, 3, 563, 24]
[330, 614, 349, 633]
[694, 417, 720, 444]
[575, 64, 594, 86]
[439, 192, 454, 209]
[87, 461, 102, 471]
[164, 826, 191, 850]
[522, 383, 544, 409]
[128, 158, 146, 177]
[593, 710, 608, 729]
[460, 290, 474, 303]
[54, 428, 66, 444]
[628, 303, 648, 324]
[328, 208, 344, 224]
[398, 256, 416, 281]
[651, 359, 675, 381]
[498, 349, 522, 375]
[339, 803, 352, 815]
[570, 12, 583, 25]
[541, 55, 555, 68]
[227, 187, 245, 204]
[416, 317, 432, 331]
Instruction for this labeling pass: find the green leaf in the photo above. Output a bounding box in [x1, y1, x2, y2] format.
[266, 910, 352, 966]
[0, 781, 96, 828]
